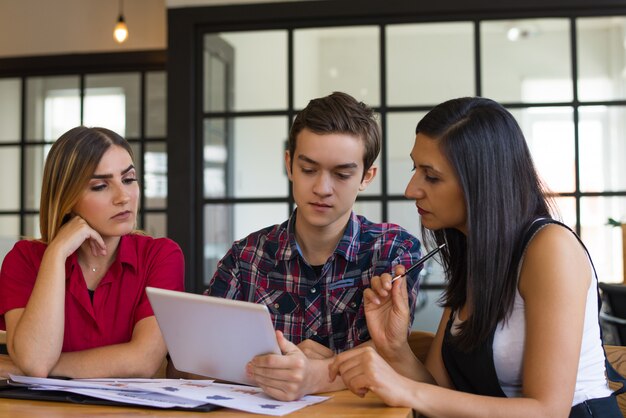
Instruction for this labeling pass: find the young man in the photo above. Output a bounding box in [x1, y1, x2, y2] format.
[205, 91, 422, 400]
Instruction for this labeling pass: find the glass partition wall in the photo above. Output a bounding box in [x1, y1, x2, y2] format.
[0, 53, 167, 263]
[169, 2, 626, 331]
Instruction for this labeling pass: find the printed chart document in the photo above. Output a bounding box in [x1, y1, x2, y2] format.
[9, 375, 329, 416]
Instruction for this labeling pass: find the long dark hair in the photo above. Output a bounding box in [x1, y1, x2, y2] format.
[416, 97, 554, 351]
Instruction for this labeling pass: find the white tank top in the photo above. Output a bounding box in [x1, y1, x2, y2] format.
[492, 262, 612, 404]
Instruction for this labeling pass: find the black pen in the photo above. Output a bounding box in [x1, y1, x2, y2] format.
[391, 243, 446, 283]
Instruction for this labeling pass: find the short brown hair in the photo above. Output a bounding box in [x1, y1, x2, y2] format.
[39, 126, 134, 243]
[288, 92, 381, 175]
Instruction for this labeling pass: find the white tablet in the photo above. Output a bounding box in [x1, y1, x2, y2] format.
[146, 287, 281, 386]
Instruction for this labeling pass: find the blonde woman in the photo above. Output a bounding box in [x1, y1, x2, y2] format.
[0, 127, 184, 378]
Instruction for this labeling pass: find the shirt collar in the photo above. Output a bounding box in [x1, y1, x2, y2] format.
[65, 234, 137, 279]
[117, 234, 137, 271]
[334, 211, 361, 262]
[275, 211, 299, 261]
[275, 209, 361, 263]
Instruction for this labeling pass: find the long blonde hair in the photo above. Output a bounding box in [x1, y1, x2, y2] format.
[39, 126, 134, 243]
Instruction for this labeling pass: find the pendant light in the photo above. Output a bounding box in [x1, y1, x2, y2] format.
[113, 0, 129, 44]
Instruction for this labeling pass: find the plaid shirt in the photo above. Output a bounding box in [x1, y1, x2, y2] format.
[205, 211, 422, 353]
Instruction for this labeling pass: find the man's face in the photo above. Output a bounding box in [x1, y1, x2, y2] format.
[285, 129, 376, 235]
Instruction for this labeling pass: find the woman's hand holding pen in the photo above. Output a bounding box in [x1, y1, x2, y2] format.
[330, 264, 430, 406]
[364, 265, 411, 361]
[364, 244, 447, 358]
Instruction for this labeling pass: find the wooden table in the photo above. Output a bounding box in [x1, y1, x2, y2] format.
[0, 390, 413, 418]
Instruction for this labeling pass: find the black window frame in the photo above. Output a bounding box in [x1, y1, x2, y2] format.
[0, 50, 167, 239]
[168, 0, 626, 293]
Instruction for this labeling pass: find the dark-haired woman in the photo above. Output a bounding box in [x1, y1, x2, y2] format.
[330, 97, 619, 417]
[0, 126, 183, 378]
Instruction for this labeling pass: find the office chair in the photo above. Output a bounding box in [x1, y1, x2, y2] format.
[599, 282, 626, 346]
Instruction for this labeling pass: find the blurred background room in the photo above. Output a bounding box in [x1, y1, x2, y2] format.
[1, 0, 626, 335]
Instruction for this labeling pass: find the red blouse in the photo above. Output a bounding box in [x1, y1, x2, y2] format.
[0, 234, 184, 352]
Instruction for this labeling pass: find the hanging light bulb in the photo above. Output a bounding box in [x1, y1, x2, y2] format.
[113, 0, 128, 43]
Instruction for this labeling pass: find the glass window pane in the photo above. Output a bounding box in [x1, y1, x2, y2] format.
[577, 17, 626, 101]
[0, 216, 20, 242]
[553, 196, 577, 229]
[85, 73, 141, 138]
[26, 76, 80, 142]
[24, 145, 48, 210]
[204, 203, 289, 286]
[580, 196, 626, 283]
[579, 106, 626, 192]
[509, 107, 575, 193]
[146, 72, 167, 138]
[203, 35, 231, 113]
[388, 200, 422, 240]
[233, 203, 290, 241]
[203, 118, 228, 197]
[129, 142, 142, 187]
[386, 22, 475, 106]
[352, 201, 381, 224]
[232, 117, 288, 198]
[0, 78, 21, 142]
[412, 289, 445, 333]
[204, 203, 233, 285]
[204, 116, 288, 198]
[360, 155, 382, 197]
[0, 217, 19, 267]
[481, 19, 572, 103]
[144, 142, 167, 209]
[0, 147, 20, 211]
[294, 26, 380, 109]
[144, 212, 167, 238]
[386, 112, 427, 195]
[209, 31, 288, 111]
[24, 214, 40, 239]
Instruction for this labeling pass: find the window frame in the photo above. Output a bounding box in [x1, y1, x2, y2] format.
[169, 0, 626, 292]
[0, 50, 167, 240]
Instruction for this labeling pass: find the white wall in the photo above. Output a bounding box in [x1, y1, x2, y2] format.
[0, 0, 167, 58]
[0, 0, 318, 58]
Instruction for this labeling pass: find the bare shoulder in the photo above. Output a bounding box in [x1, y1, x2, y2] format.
[518, 223, 591, 298]
[525, 223, 583, 254]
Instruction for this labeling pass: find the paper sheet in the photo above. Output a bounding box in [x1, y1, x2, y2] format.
[9, 375, 329, 415]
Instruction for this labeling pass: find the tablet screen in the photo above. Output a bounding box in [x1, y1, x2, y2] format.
[146, 287, 281, 386]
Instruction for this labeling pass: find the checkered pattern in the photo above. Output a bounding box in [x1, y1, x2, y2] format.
[205, 210, 422, 353]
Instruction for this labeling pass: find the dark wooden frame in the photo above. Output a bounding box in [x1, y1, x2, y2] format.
[0, 50, 167, 236]
[168, 0, 626, 292]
